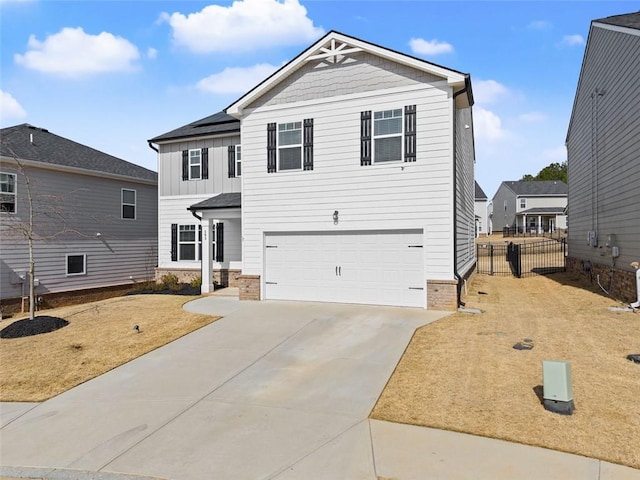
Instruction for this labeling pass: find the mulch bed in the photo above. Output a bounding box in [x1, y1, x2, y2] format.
[128, 283, 202, 296]
[1, 316, 69, 339]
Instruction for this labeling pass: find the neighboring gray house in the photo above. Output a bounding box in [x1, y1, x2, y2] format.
[565, 11, 640, 304]
[148, 112, 242, 288]
[151, 30, 476, 310]
[0, 124, 158, 306]
[474, 181, 489, 237]
[490, 180, 567, 235]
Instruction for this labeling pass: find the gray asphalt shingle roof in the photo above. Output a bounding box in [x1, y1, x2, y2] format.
[475, 181, 487, 200]
[595, 11, 640, 29]
[502, 180, 567, 196]
[149, 111, 240, 143]
[1, 124, 157, 182]
[188, 193, 241, 211]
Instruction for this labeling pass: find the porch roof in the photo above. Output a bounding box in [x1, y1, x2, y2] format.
[188, 193, 241, 211]
[518, 207, 565, 215]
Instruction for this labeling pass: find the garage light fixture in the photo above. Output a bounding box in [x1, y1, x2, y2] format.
[333, 210, 339, 224]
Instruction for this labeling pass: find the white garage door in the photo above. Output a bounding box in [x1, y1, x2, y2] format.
[264, 230, 425, 308]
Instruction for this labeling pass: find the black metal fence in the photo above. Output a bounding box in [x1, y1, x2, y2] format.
[477, 239, 567, 277]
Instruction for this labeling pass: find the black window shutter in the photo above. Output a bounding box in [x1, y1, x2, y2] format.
[303, 118, 314, 171]
[215, 222, 224, 262]
[360, 111, 372, 166]
[267, 123, 277, 173]
[228, 145, 236, 178]
[171, 224, 178, 261]
[182, 150, 189, 180]
[201, 148, 209, 179]
[404, 105, 417, 162]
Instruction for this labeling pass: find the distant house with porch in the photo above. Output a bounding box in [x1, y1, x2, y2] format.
[490, 180, 567, 235]
[474, 181, 488, 237]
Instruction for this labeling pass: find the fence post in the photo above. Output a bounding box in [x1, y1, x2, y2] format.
[490, 244, 494, 275]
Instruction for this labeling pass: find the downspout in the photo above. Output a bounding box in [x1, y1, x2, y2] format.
[452, 79, 470, 308]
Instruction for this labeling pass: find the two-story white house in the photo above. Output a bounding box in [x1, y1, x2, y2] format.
[151, 31, 476, 310]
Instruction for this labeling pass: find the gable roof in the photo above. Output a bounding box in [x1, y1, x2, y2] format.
[1, 124, 157, 183]
[500, 180, 567, 196]
[149, 111, 240, 143]
[594, 11, 640, 30]
[475, 181, 487, 200]
[226, 30, 473, 116]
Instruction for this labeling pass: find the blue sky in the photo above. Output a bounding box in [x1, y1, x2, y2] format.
[1, 0, 637, 197]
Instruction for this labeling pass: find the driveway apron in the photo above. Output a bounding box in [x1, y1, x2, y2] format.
[0, 297, 447, 479]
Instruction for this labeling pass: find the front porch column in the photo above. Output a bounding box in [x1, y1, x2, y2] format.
[538, 215, 542, 235]
[201, 218, 213, 294]
[522, 214, 526, 235]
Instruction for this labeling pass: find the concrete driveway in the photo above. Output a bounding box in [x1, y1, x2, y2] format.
[0, 297, 448, 479]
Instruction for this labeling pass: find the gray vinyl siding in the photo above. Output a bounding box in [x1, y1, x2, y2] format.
[455, 106, 475, 276]
[157, 134, 241, 197]
[566, 23, 640, 271]
[0, 162, 157, 300]
[490, 184, 517, 232]
[248, 51, 444, 109]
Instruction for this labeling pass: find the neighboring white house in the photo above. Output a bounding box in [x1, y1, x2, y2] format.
[1, 124, 158, 308]
[474, 181, 489, 237]
[490, 180, 567, 235]
[151, 30, 476, 310]
[565, 11, 640, 304]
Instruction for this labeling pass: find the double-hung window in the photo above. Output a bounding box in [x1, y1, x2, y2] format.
[373, 109, 403, 163]
[235, 145, 242, 177]
[189, 150, 202, 180]
[0, 172, 16, 213]
[178, 225, 201, 261]
[520, 198, 527, 209]
[278, 122, 302, 171]
[122, 189, 136, 219]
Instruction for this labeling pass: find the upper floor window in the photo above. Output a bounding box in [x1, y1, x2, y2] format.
[189, 149, 202, 180]
[235, 145, 242, 177]
[278, 122, 302, 171]
[122, 189, 136, 219]
[520, 198, 527, 209]
[504, 200, 508, 211]
[373, 109, 403, 163]
[0, 172, 16, 213]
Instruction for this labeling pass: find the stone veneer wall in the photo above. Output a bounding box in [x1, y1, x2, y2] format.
[427, 279, 458, 311]
[566, 257, 638, 304]
[238, 275, 260, 300]
[155, 268, 241, 288]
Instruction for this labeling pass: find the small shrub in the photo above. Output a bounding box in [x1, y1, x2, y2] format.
[160, 273, 180, 290]
[190, 275, 202, 289]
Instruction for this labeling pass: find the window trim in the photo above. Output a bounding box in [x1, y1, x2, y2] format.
[189, 149, 202, 180]
[277, 121, 303, 172]
[373, 108, 403, 164]
[0, 172, 17, 214]
[66, 254, 87, 276]
[520, 198, 527, 209]
[235, 145, 242, 177]
[178, 224, 201, 261]
[121, 188, 136, 220]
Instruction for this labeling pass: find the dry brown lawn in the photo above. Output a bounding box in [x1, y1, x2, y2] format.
[0, 294, 219, 402]
[371, 272, 640, 469]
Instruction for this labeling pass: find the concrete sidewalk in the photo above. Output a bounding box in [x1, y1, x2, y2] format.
[2, 296, 639, 480]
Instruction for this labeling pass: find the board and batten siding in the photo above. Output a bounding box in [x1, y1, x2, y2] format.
[157, 134, 241, 197]
[0, 163, 157, 299]
[566, 22, 640, 271]
[157, 196, 241, 269]
[518, 195, 566, 211]
[241, 83, 456, 281]
[454, 106, 476, 277]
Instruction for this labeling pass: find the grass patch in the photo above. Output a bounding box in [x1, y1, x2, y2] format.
[0, 294, 219, 402]
[371, 272, 640, 469]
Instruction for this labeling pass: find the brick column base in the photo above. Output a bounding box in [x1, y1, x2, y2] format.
[238, 275, 261, 301]
[427, 279, 458, 311]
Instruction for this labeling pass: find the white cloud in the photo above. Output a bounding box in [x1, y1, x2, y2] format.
[409, 38, 453, 56]
[561, 34, 585, 47]
[474, 107, 507, 141]
[197, 63, 280, 94]
[14, 27, 140, 76]
[542, 146, 567, 162]
[161, 0, 324, 53]
[528, 20, 551, 30]
[147, 47, 158, 60]
[474, 79, 510, 105]
[519, 111, 547, 122]
[0, 90, 27, 122]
